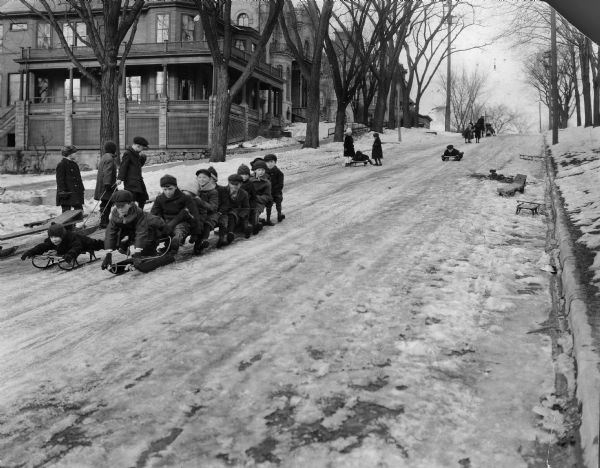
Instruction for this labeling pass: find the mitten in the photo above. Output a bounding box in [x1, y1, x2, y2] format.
[20, 250, 32, 261]
[63, 252, 75, 263]
[101, 252, 112, 270]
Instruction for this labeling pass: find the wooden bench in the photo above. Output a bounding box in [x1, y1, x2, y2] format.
[498, 174, 527, 197]
[519, 154, 544, 161]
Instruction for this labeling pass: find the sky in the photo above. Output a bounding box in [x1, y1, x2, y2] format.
[418, 1, 547, 133]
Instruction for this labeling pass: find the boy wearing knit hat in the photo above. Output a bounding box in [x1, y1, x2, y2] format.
[20, 222, 104, 265]
[55, 144, 84, 217]
[263, 154, 285, 224]
[249, 159, 272, 232]
[102, 190, 166, 266]
[215, 174, 251, 247]
[237, 163, 260, 234]
[150, 174, 200, 253]
[182, 168, 220, 255]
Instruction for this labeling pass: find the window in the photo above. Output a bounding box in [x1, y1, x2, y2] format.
[126, 76, 141, 102]
[10, 23, 27, 31]
[237, 13, 249, 27]
[8, 74, 21, 104]
[156, 71, 165, 96]
[35, 77, 49, 103]
[64, 78, 81, 101]
[234, 39, 245, 51]
[76, 22, 87, 45]
[179, 79, 194, 100]
[303, 40, 310, 56]
[181, 15, 194, 41]
[251, 43, 256, 52]
[277, 65, 282, 78]
[0, 25, 3, 50]
[156, 14, 169, 42]
[37, 23, 51, 48]
[63, 23, 73, 46]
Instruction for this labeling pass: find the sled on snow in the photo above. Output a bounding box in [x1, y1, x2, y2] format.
[344, 150, 372, 167]
[31, 251, 99, 271]
[498, 174, 527, 197]
[106, 237, 175, 275]
[441, 152, 463, 161]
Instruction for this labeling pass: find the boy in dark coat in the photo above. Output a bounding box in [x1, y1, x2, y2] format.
[343, 128, 355, 158]
[237, 163, 261, 234]
[55, 145, 84, 215]
[150, 174, 199, 253]
[372, 133, 383, 166]
[94, 140, 119, 228]
[264, 154, 285, 223]
[117, 136, 149, 209]
[217, 174, 251, 247]
[251, 160, 273, 231]
[443, 144, 463, 160]
[20, 223, 104, 265]
[102, 190, 166, 268]
[184, 168, 220, 255]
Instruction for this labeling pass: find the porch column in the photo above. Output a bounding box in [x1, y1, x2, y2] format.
[208, 95, 216, 147]
[119, 96, 126, 150]
[25, 67, 30, 102]
[159, 97, 168, 150]
[241, 81, 247, 105]
[255, 81, 260, 110]
[267, 85, 272, 119]
[14, 100, 26, 150]
[162, 64, 168, 98]
[19, 69, 24, 101]
[65, 67, 74, 146]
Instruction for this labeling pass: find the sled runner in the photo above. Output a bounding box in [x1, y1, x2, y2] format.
[31, 251, 98, 270]
[107, 237, 175, 275]
[344, 150, 372, 167]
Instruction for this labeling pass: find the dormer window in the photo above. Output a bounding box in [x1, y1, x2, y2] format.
[237, 13, 249, 27]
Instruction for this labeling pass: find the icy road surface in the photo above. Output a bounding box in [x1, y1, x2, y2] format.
[0, 134, 559, 467]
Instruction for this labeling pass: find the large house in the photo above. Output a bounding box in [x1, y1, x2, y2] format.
[0, 0, 313, 158]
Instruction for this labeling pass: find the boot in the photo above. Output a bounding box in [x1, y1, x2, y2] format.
[193, 239, 209, 255]
[277, 212, 285, 222]
[226, 232, 235, 245]
[244, 224, 252, 239]
[216, 235, 226, 248]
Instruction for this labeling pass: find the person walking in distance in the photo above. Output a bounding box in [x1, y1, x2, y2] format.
[372, 133, 383, 166]
[94, 140, 119, 228]
[55, 145, 84, 217]
[343, 127, 355, 159]
[117, 136, 149, 209]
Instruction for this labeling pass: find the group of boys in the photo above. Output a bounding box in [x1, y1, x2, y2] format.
[20, 154, 285, 269]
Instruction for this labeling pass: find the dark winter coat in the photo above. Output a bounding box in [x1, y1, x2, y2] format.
[56, 157, 84, 206]
[241, 178, 258, 208]
[444, 148, 462, 157]
[118, 146, 148, 200]
[151, 188, 199, 234]
[250, 176, 272, 206]
[105, 204, 164, 250]
[94, 152, 119, 201]
[25, 231, 103, 259]
[372, 136, 383, 160]
[195, 183, 219, 227]
[266, 166, 284, 196]
[223, 187, 250, 221]
[343, 135, 355, 157]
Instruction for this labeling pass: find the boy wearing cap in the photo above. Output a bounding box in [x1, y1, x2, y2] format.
[263, 154, 285, 224]
[442, 144, 463, 160]
[372, 133, 383, 166]
[237, 164, 260, 234]
[94, 140, 119, 228]
[20, 222, 104, 265]
[56, 145, 84, 215]
[117, 136, 149, 208]
[183, 168, 220, 255]
[216, 175, 250, 247]
[150, 174, 199, 253]
[249, 159, 272, 231]
[102, 190, 166, 265]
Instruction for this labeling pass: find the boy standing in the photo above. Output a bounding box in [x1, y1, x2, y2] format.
[94, 140, 119, 228]
[264, 154, 285, 223]
[372, 133, 383, 166]
[20, 222, 104, 265]
[117, 136, 149, 208]
[150, 174, 199, 253]
[55, 145, 84, 215]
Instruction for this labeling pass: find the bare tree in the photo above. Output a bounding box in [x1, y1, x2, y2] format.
[279, 0, 334, 148]
[194, 0, 284, 162]
[19, 0, 145, 153]
[592, 44, 600, 126]
[439, 65, 487, 132]
[485, 104, 532, 134]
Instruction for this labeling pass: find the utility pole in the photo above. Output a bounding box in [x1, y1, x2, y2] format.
[550, 6, 559, 144]
[444, 0, 452, 132]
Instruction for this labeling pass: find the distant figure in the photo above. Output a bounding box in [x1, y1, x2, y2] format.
[442, 144, 463, 161]
[118, 136, 149, 209]
[55, 145, 84, 215]
[343, 128, 355, 158]
[94, 140, 119, 228]
[372, 133, 383, 166]
[474, 116, 485, 143]
[485, 123, 496, 136]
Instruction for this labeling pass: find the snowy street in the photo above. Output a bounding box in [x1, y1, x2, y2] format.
[0, 133, 562, 467]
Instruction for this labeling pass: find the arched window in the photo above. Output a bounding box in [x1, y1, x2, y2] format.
[303, 40, 310, 56]
[277, 65, 283, 78]
[237, 13, 249, 27]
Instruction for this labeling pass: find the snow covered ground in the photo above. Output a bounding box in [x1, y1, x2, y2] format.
[0, 128, 577, 466]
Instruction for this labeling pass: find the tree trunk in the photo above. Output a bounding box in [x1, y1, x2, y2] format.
[100, 63, 119, 153]
[371, 78, 389, 133]
[594, 74, 600, 127]
[303, 68, 321, 148]
[580, 37, 593, 127]
[571, 44, 581, 127]
[334, 102, 347, 142]
[210, 64, 232, 162]
[388, 76, 397, 129]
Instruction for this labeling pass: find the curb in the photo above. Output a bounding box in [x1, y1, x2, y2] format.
[547, 152, 600, 468]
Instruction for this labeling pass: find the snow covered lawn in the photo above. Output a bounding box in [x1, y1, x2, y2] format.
[0, 130, 568, 466]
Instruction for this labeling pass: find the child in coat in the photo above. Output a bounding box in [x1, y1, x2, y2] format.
[372, 133, 383, 166]
[251, 160, 273, 230]
[20, 223, 104, 264]
[442, 144, 463, 160]
[184, 169, 220, 255]
[264, 154, 285, 223]
[150, 174, 199, 253]
[237, 164, 261, 235]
